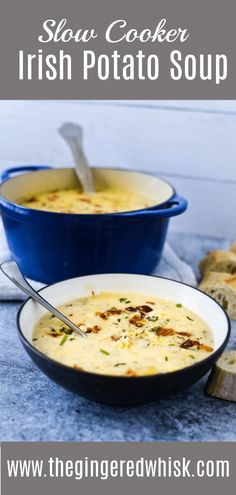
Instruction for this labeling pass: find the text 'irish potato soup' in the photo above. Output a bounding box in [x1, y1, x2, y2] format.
[32, 293, 214, 376]
[20, 187, 152, 214]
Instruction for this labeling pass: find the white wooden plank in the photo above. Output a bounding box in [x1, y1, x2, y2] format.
[153, 100, 236, 113]
[0, 101, 235, 182]
[0, 101, 235, 237]
[81, 100, 236, 114]
[164, 175, 236, 238]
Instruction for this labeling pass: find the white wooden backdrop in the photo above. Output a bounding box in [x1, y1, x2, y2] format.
[0, 100, 235, 237]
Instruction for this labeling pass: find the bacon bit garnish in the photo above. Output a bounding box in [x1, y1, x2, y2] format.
[111, 335, 121, 341]
[156, 327, 175, 336]
[96, 312, 108, 320]
[176, 331, 191, 337]
[91, 325, 101, 334]
[200, 343, 214, 352]
[85, 325, 101, 334]
[129, 315, 146, 327]
[107, 309, 122, 316]
[47, 194, 59, 201]
[126, 305, 153, 314]
[79, 198, 92, 203]
[138, 305, 153, 313]
[126, 369, 137, 377]
[96, 309, 122, 319]
[73, 365, 84, 371]
[46, 331, 60, 337]
[180, 339, 213, 352]
[180, 339, 199, 349]
[27, 196, 37, 203]
[151, 327, 191, 338]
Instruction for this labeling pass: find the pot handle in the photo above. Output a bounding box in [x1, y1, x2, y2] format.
[1, 165, 53, 182]
[129, 195, 188, 218]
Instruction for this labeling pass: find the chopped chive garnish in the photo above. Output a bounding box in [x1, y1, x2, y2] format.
[119, 297, 127, 302]
[61, 326, 73, 335]
[186, 316, 194, 321]
[70, 338, 76, 341]
[150, 327, 160, 333]
[189, 355, 196, 359]
[126, 300, 131, 304]
[165, 356, 168, 361]
[32, 338, 37, 341]
[60, 334, 68, 346]
[100, 349, 110, 356]
[91, 290, 95, 295]
[114, 363, 126, 367]
[147, 316, 159, 322]
[176, 303, 182, 308]
[168, 343, 175, 346]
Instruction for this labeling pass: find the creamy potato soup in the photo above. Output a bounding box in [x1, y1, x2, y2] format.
[32, 293, 214, 376]
[20, 187, 152, 214]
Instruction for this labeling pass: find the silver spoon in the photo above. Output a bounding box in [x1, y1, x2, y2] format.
[0, 260, 87, 338]
[59, 122, 95, 193]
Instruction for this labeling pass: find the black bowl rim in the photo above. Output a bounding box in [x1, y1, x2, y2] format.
[0, 166, 176, 218]
[16, 274, 231, 382]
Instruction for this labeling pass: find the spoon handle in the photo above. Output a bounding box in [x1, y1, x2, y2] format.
[59, 122, 95, 193]
[0, 261, 87, 338]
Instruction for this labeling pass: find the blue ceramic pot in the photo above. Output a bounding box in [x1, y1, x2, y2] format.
[0, 166, 187, 283]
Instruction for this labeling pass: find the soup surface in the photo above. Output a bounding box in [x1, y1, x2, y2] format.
[32, 292, 214, 376]
[20, 187, 152, 214]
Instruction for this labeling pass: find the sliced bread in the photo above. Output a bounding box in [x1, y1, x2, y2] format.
[206, 350, 236, 402]
[199, 250, 236, 276]
[198, 271, 236, 319]
[230, 241, 236, 254]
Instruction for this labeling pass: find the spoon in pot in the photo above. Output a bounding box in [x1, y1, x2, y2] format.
[59, 122, 95, 193]
[0, 261, 87, 338]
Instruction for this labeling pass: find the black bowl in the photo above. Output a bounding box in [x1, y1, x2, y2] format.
[17, 274, 230, 406]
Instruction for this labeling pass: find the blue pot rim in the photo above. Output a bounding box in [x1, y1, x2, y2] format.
[0, 166, 179, 219]
[17, 274, 231, 382]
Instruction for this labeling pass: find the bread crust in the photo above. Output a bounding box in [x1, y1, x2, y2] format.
[206, 351, 236, 402]
[230, 241, 236, 254]
[198, 271, 236, 319]
[199, 250, 236, 276]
